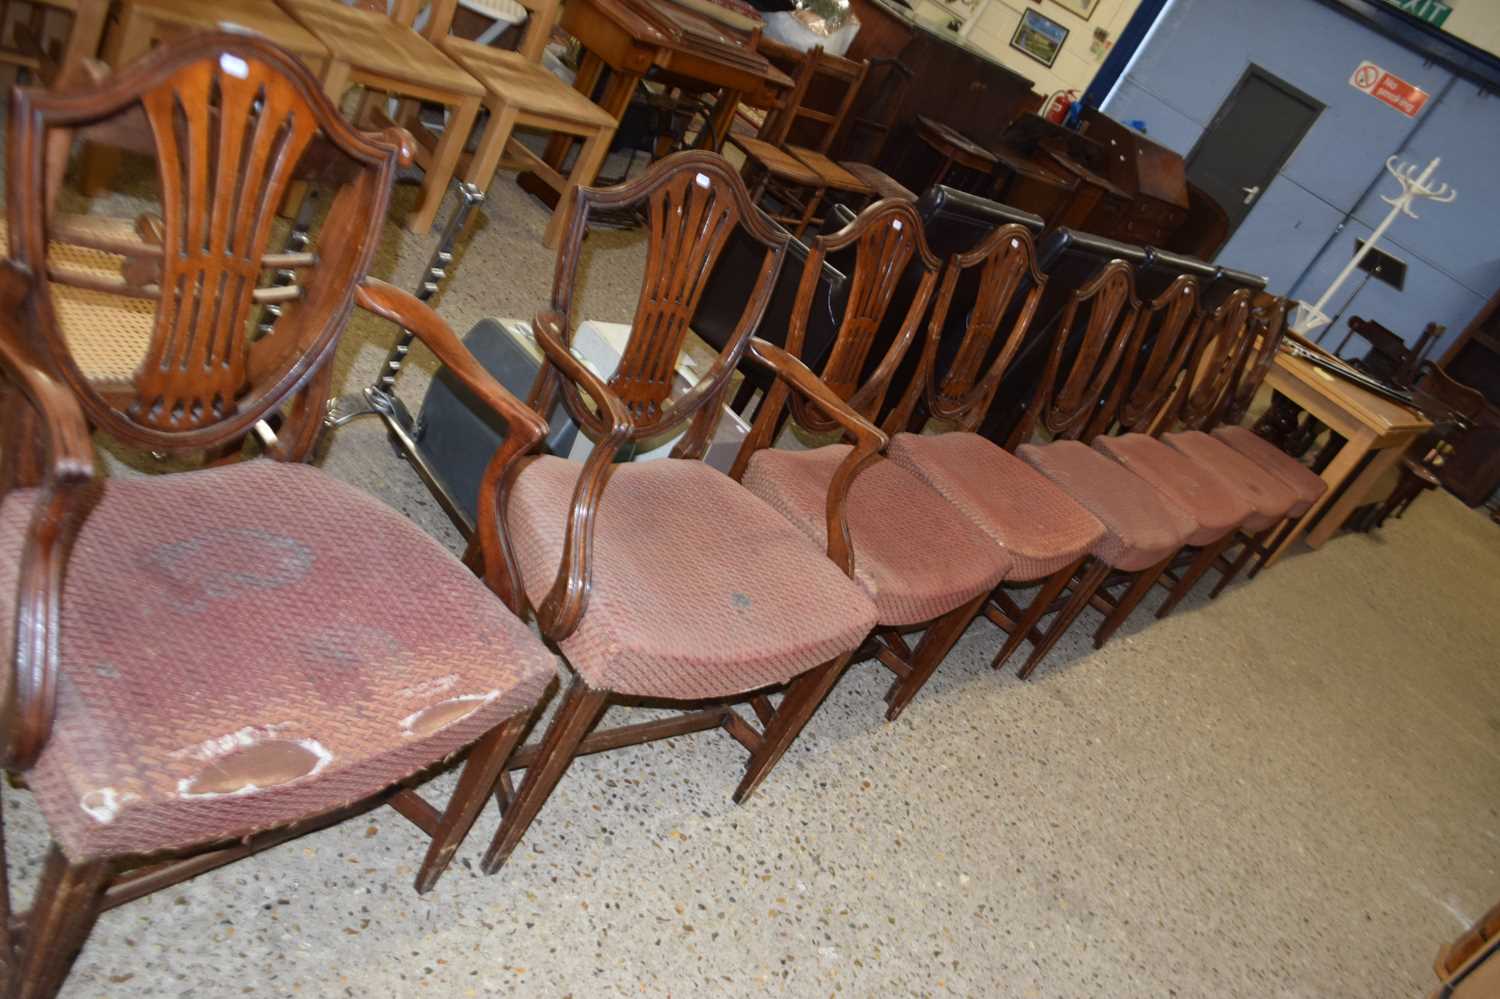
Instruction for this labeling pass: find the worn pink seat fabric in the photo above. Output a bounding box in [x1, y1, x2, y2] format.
[741, 446, 1012, 628]
[1018, 440, 1199, 572]
[506, 456, 877, 700]
[1164, 430, 1305, 520]
[1094, 433, 1264, 539]
[887, 431, 1105, 581]
[0, 461, 557, 863]
[1211, 425, 1328, 514]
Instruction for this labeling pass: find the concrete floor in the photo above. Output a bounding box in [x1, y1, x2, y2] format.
[16, 173, 1500, 998]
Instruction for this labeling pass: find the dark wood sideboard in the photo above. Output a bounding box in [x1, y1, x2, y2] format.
[1438, 287, 1500, 507]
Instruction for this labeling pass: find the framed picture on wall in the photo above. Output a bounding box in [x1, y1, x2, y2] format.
[1011, 9, 1069, 68]
[1050, 0, 1100, 19]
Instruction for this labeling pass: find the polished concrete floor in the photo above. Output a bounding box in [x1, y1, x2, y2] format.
[17, 175, 1500, 997]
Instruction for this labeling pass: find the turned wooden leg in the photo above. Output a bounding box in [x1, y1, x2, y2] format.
[989, 557, 1085, 672]
[10, 846, 109, 999]
[884, 591, 988, 722]
[733, 652, 853, 804]
[1092, 552, 1176, 649]
[413, 709, 536, 894]
[1017, 558, 1111, 681]
[480, 680, 608, 875]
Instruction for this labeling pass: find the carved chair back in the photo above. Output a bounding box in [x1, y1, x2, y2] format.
[1007, 258, 1141, 449]
[1097, 274, 1204, 439]
[7, 33, 403, 461]
[1216, 294, 1289, 428]
[533, 151, 789, 456]
[1172, 288, 1256, 432]
[887, 223, 1046, 435]
[782, 198, 939, 434]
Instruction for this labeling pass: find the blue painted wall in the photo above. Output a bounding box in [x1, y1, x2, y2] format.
[1103, 0, 1498, 358]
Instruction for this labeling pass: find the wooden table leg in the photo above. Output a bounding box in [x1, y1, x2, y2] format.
[79, 3, 153, 195]
[1303, 432, 1416, 549]
[703, 87, 741, 152]
[1263, 428, 1373, 568]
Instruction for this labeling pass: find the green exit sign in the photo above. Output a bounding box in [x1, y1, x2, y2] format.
[1382, 0, 1452, 27]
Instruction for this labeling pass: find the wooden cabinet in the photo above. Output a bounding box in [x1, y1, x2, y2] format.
[1437, 287, 1500, 506]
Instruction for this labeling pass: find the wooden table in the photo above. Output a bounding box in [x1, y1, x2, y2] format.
[522, 0, 791, 204]
[1262, 348, 1433, 566]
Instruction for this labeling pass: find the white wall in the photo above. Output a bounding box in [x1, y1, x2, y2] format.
[963, 0, 1142, 98]
[1442, 1, 1500, 58]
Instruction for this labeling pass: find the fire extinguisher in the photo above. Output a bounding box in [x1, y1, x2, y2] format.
[1043, 89, 1078, 124]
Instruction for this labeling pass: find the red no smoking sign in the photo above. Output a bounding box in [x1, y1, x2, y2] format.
[1349, 60, 1430, 117]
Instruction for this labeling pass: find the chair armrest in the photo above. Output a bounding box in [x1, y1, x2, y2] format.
[355, 278, 547, 616]
[529, 309, 633, 643]
[0, 261, 96, 770]
[731, 337, 888, 576]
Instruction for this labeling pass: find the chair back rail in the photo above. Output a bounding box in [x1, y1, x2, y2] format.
[1008, 258, 1141, 449]
[1172, 288, 1255, 432]
[1102, 274, 1204, 439]
[8, 33, 401, 457]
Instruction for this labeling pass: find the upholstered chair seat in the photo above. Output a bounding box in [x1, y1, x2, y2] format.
[1210, 425, 1328, 513]
[1094, 433, 1265, 539]
[741, 446, 1012, 628]
[1165, 430, 1307, 519]
[0, 460, 557, 862]
[887, 431, 1105, 581]
[505, 455, 878, 701]
[1017, 440, 1200, 573]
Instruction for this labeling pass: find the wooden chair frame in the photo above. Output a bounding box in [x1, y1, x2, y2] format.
[730, 198, 980, 722]
[0, 36, 558, 997]
[472, 152, 889, 876]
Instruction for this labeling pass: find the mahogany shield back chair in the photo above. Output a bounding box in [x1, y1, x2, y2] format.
[733, 199, 1014, 721]
[418, 0, 617, 248]
[882, 225, 1107, 684]
[0, 35, 561, 998]
[1083, 272, 1265, 643]
[1151, 293, 1315, 611]
[476, 151, 880, 876]
[1003, 256, 1208, 678]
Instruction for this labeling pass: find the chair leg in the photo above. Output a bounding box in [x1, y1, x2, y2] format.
[1092, 552, 1175, 649]
[989, 556, 1085, 672]
[733, 651, 854, 804]
[546, 124, 611, 249]
[1211, 526, 1273, 597]
[1245, 520, 1291, 581]
[1017, 559, 1110, 681]
[10, 845, 109, 999]
[412, 709, 535, 894]
[480, 680, 608, 875]
[1156, 534, 1230, 619]
[409, 94, 482, 234]
[885, 590, 988, 722]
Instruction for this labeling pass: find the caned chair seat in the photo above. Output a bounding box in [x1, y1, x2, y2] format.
[842, 161, 916, 201]
[1018, 439, 1199, 573]
[741, 445, 1012, 628]
[1165, 430, 1306, 519]
[506, 455, 877, 700]
[0, 460, 557, 862]
[439, 39, 616, 131]
[0, 216, 153, 384]
[1094, 433, 1265, 539]
[789, 147, 873, 196]
[1211, 425, 1328, 512]
[736, 136, 822, 188]
[888, 431, 1105, 581]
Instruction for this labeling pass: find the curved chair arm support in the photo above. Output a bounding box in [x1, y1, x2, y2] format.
[356, 279, 549, 618]
[529, 309, 632, 642]
[731, 337, 887, 577]
[0, 261, 96, 770]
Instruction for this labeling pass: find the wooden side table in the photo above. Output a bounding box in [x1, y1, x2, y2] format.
[1261, 350, 1433, 567]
